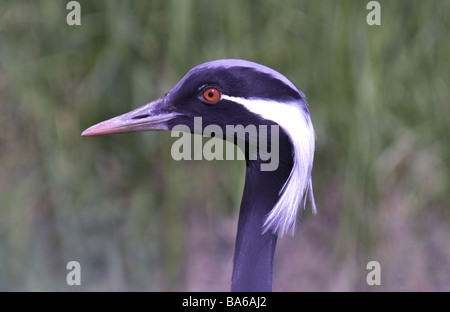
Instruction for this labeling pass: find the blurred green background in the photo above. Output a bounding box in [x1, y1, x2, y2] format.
[1, 0, 449, 291]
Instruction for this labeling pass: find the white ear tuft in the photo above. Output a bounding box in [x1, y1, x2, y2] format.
[221, 95, 316, 237]
[262, 105, 316, 237]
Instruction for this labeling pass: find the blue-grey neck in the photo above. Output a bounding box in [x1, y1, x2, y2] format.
[231, 133, 294, 292]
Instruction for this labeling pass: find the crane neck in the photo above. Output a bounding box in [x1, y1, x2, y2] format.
[231, 131, 293, 292]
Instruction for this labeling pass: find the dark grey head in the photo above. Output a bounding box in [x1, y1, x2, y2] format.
[82, 59, 316, 236]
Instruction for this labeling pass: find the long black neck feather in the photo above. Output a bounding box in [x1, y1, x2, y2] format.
[231, 129, 293, 292]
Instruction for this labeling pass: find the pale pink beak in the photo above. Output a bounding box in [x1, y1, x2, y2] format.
[81, 97, 178, 136]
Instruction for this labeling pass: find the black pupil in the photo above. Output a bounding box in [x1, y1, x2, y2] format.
[208, 90, 214, 98]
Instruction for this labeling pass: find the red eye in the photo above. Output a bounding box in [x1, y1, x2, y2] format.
[202, 88, 220, 103]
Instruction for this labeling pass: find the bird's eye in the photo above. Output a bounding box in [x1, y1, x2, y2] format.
[202, 88, 221, 103]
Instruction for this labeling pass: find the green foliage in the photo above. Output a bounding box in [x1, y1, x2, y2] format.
[0, 0, 449, 291]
